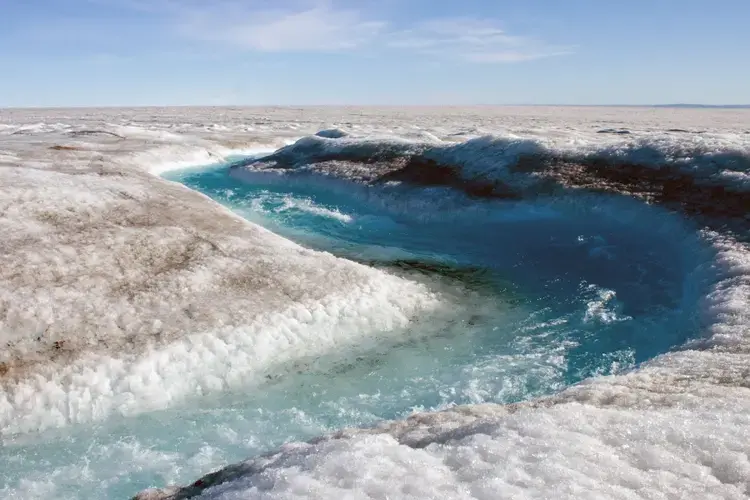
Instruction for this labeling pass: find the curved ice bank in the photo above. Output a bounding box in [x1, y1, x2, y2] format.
[137, 233, 750, 500]
[0, 125, 446, 434]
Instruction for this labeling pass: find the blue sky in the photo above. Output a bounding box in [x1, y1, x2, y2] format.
[1, 0, 749, 107]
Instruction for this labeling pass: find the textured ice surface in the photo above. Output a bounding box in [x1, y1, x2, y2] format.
[234, 130, 750, 189]
[0, 109, 447, 433]
[1, 106, 750, 499]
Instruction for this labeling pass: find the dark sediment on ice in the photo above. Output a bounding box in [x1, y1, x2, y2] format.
[234, 149, 750, 224]
[544, 158, 750, 222]
[365, 259, 499, 290]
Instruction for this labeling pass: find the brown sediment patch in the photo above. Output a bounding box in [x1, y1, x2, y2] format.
[376, 156, 521, 199]
[544, 159, 750, 221]
[239, 149, 750, 224]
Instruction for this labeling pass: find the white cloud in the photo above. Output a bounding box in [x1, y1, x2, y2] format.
[387, 18, 573, 63]
[176, 3, 385, 52]
[96, 0, 571, 62]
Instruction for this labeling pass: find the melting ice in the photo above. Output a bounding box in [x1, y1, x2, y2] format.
[0, 107, 749, 500]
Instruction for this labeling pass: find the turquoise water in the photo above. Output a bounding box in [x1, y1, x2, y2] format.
[169, 162, 707, 382]
[0, 160, 711, 499]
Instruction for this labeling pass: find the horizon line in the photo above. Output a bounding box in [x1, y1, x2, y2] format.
[2, 103, 749, 111]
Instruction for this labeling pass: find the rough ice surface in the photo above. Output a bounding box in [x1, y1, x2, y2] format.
[0, 112, 450, 434]
[1, 106, 750, 499]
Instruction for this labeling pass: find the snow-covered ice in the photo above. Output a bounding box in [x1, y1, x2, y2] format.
[1, 106, 749, 499]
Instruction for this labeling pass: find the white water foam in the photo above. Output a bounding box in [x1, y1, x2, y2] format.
[582, 286, 631, 324]
[273, 195, 354, 223]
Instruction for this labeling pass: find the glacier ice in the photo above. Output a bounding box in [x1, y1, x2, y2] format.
[1, 106, 750, 499]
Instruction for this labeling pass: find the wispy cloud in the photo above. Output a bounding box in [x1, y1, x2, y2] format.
[46, 0, 573, 63]
[388, 18, 573, 63]
[178, 4, 386, 52]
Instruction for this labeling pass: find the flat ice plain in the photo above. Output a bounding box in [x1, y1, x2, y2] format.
[1, 106, 749, 499]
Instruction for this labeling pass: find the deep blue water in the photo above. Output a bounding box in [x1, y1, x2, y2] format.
[165, 161, 708, 391]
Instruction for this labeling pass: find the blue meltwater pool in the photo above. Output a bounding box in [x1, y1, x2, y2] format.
[0, 158, 715, 499]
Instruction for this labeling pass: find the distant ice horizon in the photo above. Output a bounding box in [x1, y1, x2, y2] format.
[2, 103, 750, 111]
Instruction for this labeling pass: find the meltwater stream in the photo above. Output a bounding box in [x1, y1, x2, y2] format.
[1, 158, 715, 499]
[172, 160, 711, 378]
